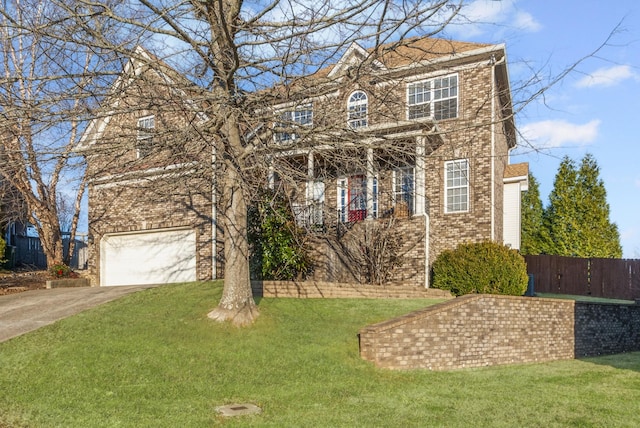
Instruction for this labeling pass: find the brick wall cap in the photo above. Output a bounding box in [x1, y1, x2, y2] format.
[359, 294, 574, 334]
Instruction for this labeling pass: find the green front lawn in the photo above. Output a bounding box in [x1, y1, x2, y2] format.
[1, 281, 640, 427]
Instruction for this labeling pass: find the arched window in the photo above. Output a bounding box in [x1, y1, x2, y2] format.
[347, 91, 368, 128]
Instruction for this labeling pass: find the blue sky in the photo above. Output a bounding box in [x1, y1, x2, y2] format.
[445, 0, 640, 257]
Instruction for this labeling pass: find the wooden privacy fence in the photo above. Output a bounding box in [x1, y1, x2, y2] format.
[524, 255, 640, 301]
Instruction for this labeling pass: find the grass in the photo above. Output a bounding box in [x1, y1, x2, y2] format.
[1, 281, 639, 427]
[535, 292, 636, 305]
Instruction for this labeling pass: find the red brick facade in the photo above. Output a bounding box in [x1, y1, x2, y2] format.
[81, 38, 522, 287]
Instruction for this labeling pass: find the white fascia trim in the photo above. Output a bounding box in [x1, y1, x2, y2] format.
[391, 44, 505, 74]
[91, 162, 198, 188]
[270, 92, 339, 111]
[92, 170, 198, 190]
[327, 42, 387, 79]
[103, 225, 194, 238]
[503, 175, 528, 184]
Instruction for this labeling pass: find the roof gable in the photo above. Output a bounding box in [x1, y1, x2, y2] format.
[327, 42, 387, 79]
[76, 47, 207, 151]
[270, 36, 504, 104]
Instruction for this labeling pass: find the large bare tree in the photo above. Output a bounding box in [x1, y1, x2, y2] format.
[0, 0, 118, 267]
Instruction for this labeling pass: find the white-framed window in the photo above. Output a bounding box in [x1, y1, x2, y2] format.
[393, 167, 415, 217]
[407, 74, 458, 120]
[347, 91, 368, 129]
[337, 175, 377, 222]
[274, 104, 313, 142]
[136, 115, 155, 158]
[445, 159, 469, 213]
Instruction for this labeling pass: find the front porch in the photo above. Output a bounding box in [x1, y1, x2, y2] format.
[266, 121, 444, 288]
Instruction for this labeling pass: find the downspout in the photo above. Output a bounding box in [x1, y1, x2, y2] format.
[416, 136, 429, 288]
[490, 55, 496, 241]
[424, 204, 430, 289]
[211, 142, 217, 279]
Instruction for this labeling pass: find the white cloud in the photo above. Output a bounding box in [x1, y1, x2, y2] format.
[461, 0, 514, 23]
[448, 0, 541, 37]
[520, 119, 600, 149]
[513, 11, 542, 32]
[575, 65, 637, 88]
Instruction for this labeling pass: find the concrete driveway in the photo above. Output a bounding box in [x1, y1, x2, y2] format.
[0, 285, 160, 343]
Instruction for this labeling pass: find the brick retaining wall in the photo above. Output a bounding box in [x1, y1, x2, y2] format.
[251, 280, 453, 299]
[575, 302, 640, 357]
[359, 294, 640, 370]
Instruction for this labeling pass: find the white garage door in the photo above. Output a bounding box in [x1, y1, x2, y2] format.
[101, 228, 197, 286]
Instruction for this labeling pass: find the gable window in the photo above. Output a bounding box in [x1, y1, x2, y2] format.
[275, 104, 313, 142]
[338, 175, 377, 222]
[445, 159, 469, 213]
[393, 167, 415, 217]
[407, 74, 458, 120]
[347, 91, 368, 128]
[136, 115, 155, 158]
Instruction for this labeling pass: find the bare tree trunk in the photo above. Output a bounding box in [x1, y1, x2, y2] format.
[208, 163, 258, 326]
[64, 175, 87, 266]
[37, 213, 64, 268]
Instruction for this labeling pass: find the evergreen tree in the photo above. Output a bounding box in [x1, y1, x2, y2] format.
[545, 156, 579, 255]
[544, 154, 621, 258]
[520, 172, 549, 255]
[574, 154, 622, 257]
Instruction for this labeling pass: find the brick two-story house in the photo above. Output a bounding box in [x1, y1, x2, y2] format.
[77, 47, 218, 286]
[79, 37, 527, 288]
[263, 37, 527, 287]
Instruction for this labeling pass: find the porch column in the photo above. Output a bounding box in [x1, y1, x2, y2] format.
[366, 147, 374, 220]
[306, 151, 314, 203]
[267, 165, 275, 190]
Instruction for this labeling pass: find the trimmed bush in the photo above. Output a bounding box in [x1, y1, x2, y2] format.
[248, 187, 312, 280]
[432, 241, 528, 296]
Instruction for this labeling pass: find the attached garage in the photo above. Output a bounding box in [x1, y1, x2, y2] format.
[100, 228, 197, 286]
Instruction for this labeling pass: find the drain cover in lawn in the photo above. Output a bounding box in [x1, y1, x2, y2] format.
[216, 403, 262, 417]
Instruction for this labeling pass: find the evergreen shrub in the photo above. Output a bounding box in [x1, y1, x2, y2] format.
[432, 241, 528, 296]
[248, 188, 311, 280]
[0, 236, 6, 265]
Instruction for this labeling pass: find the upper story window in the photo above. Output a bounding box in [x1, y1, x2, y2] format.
[136, 115, 155, 158]
[407, 74, 458, 121]
[274, 104, 313, 142]
[445, 159, 469, 213]
[347, 91, 368, 129]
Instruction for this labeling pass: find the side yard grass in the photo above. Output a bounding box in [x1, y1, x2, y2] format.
[535, 292, 635, 305]
[1, 281, 640, 427]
